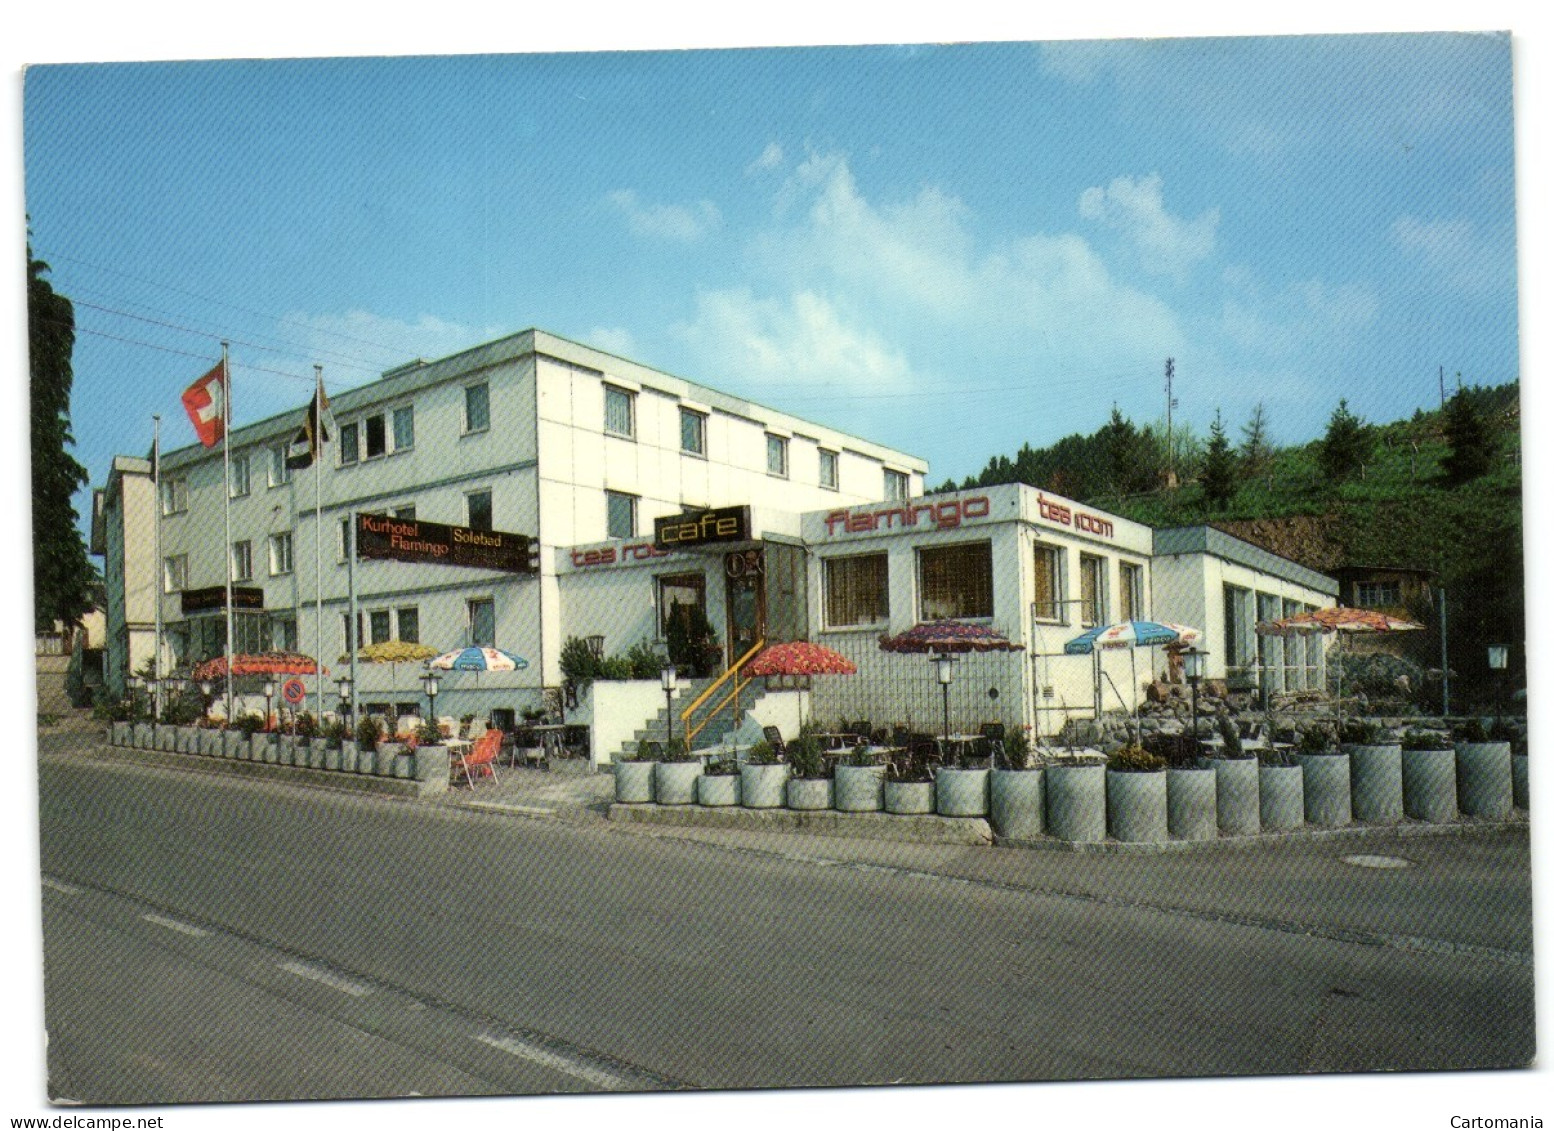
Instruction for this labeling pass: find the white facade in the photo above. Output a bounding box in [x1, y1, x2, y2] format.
[90, 455, 158, 699]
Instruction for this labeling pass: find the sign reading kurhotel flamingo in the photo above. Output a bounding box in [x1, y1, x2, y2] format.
[356, 513, 538, 574]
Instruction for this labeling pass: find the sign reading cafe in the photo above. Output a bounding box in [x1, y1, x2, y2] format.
[356, 513, 537, 574]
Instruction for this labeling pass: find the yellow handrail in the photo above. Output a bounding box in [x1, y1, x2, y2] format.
[681, 637, 765, 747]
[685, 676, 753, 748]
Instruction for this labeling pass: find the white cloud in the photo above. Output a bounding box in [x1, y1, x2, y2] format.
[583, 326, 637, 357]
[606, 189, 720, 242]
[1392, 215, 1511, 295]
[747, 142, 783, 174]
[675, 288, 916, 393]
[1078, 173, 1219, 278]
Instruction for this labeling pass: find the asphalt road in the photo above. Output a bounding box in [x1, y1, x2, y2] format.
[34, 742, 1536, 1105]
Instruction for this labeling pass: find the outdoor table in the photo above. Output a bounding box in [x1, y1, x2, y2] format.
[942, 734, 985, 760]
[530, 724, 569, 761]
[812, 732, 856, 750]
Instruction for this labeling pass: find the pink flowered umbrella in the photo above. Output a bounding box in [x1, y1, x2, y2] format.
[1257, 607, 1423, 719]
[744, 641, 858, 677]
[878, 620, 1024, 654]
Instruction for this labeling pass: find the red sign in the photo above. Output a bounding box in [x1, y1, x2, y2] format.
[823, 495, 991, 537]
[1036, 494, 1115, 539]
[281, 678, 307, 706]
[356, 514, 537, 574]
[571, 541, 672, 569]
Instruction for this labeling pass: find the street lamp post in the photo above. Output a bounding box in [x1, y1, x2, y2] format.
[1488, 645, 1508, 727]
[262, 679, 276, 732]
[934, 652, 957, 751]
[336, 675, 353, 725]
[421, 671, 440, 727]
[1183, 648, 1206, 751]
[661, 663, 679, 754]
[198, 679, 213, 722]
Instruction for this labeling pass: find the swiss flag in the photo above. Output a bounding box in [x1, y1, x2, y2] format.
[181, 361, 226, 448]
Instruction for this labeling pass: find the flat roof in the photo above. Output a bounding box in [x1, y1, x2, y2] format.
[1154, 525, 1339, 596]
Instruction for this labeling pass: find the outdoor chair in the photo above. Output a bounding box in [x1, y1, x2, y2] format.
[453, 728, 503, 789]
[979, 722, 1007, 766]
[761, 725, 788, 759]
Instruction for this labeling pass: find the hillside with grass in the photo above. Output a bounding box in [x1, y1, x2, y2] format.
[947, 383, 1524, 705]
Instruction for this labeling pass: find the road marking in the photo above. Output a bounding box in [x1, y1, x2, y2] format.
[142, 913, 210, 938]
[1341, 854, 1412, 869]
[467, 801, 557, 816]
[474, 1032, 636, 1090]
[42, 878, 81, 895]
[280, 961, 373, 997]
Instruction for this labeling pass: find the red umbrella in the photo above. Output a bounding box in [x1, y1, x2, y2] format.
[191, 652, 321, 681]
[879, 620, 1024, 653]
[1256, 608, 1424, 636]
[744, 641, 857, 677]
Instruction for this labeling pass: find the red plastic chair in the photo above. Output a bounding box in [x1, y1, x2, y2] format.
[453, 728, 503, 788]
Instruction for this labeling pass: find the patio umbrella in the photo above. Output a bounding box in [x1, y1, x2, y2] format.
[1256, 607, 1424, 717]
[741, 641, 858, 731]
[1064, 620, 1203, 739]
[341, 641, 442, 724]
[878, 620, 1024, 654]
[426, 647, 530, 672]
[191, 652, 320, 680]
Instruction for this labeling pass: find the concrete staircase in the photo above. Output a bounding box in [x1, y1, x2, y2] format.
[615, 675, 769, 760]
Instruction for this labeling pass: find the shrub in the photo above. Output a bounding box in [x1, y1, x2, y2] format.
[596, 655, 635, 680]
[703, 752, 738, 775]
[661, 737, 696, 763]
[1338, 718, 1385, 746]
[787, 734, 827, 779]
[1401, 729, 1452, 751]
[885, 744, 935, 783]
[233, 712, 268, 737]
[1453, 718, 1489, 744]
[355, 716, 382, 752]
[1108, 744, 1166, 773]
[1004, 726, 1034, 770]
[559, 636, 602, 683]
[320, 718, 348, 748]
[1215, 713, 1245, 759]
[294, 712, 318, 739]
[1298, 725, 1336, 755]
[745, 740, 779, 765]
[416, 720, 444, 746]
[623, 639, 662, 680]
[1142, 731, 1202, 768]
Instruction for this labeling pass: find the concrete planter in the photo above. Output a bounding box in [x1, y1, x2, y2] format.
[1259, 764, 1304, 830]
[223, 731, 247, 759]
[1346, 744, 1403, 823]
[111, 722, 130, 747]
[155, 725, 177, 752]
[1402, 748, 1456, 821]
[339, 740, 360, 773]
[614, 760, 657, 804]
[307, 741, 327, 770]
[133, 723, 153, 749]
[358, 745, 381, 775]
[176, 727, 197, 755]
[1167, 767, 1218, 841]
[1455, 742, 1512, 818]
[1107, 770, 1168, 844]
[1211, 757, 1260, 835]
[884, 779, 935, 815]
[740, 762, 790, 809]
[1298, 753, 1351, 827]
[1512, 754, 1528, 810]
[323, 744, 343, 773]
[989, 768, 1044, 840]
[834, 764, 886, 812]
[376, 744, 403, 777]
[251, 734, 277, 764]
[393, 753, 414, 779]
[655, 761, 703, 805]
[935, 767, 991, 817]
[1046, 764, 1106, 843]
[276, 737, 296, 766]
[696, 773, 740, 807]
[786, 777, 834, 811]
[199, 730, 221, 757]
[414, 744, 449, 784]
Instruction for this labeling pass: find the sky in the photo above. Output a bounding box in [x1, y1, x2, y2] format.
[5, 5, 1549, 1131]
[19, 26, 1522, 503]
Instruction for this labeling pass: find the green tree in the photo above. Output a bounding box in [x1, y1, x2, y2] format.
[1319, 398, 1373, 483]
[1239, 401, 1275, 475]
[28, 245, 96, 633]
[1440, 387, 1495, 486]
[1200, 410, 1236, 511]
[1100, 406, 1158, 496]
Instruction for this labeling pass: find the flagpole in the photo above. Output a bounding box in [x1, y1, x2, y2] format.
[222, 342, 234, 721]
[152, 414, 162, 723]
[313, 365, 325, 725]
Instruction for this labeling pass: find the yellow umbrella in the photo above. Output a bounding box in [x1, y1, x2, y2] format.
[340, 641, 443, 725]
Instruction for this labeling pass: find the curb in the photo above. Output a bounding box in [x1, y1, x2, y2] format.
[89, 743, 436, 799]
[997, 815, 1530, 855]
[607, 802, 993, 845]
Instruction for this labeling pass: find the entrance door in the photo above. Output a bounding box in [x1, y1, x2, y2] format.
[725, 548, 766, 666]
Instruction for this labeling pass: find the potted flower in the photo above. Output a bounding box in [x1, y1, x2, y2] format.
[1257, 744, 1304, 831]
[883, 743, 935, 815]
[1339, 718, 1402, 823]
[1497, 719, 1528, 811]
[834, 743, 887, 814]
[989, 726, 1043, 839]
[1453, 718, 1512, 818]
[696, 752, 741, 807]
[227, 712, 260, 759]
[655, 738, 703, 805]
[1400, 729, 1456, 822]
[1203, 714, 1259, 836]
[1045, 751, 1107, 843]
[294, 712, 323, 770]
[614, 742, 658, 804]
[199, 717, 224, 758]
[1296, 724, 1350, 826]
[785, 732, 833, 811]
[354, 717, 382, 775]
[740, 740, 791, 810]
[1105, 744, 1168, 844]
[935, 736, 991, 819]
[1151, 731, 1217, 842]
[411, 720, 449, 790]
[320, 718, 347, 772]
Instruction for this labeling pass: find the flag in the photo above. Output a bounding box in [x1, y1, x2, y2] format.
[180, 361, 226, 448]
[285, 371, 331, 470]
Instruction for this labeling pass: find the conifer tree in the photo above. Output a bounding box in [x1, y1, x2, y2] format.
[1441, 387, 1495, 486]
[1319, 398, 1373, 482]
[1201, 410, 1237, 511]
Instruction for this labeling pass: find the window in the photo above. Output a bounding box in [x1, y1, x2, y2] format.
[824, 554, 890, 628]
[342, 612, 364, 652]
[819, 449, 839, 491]
[604, 385, 635, 438]
[1078, 554, 1106, 628]
[339, 516, 352, 561]
[231, 540, 253, 582]
[369, 609, 392, 645]
[392, 504, 417, 521]
[919, 542, 993, 620]
[161, 477, 188, 515]
[884, 469, 910, 501]
[466, 490, 493, 532]
[397, 606, 420, 645]
[272, 617, 298, 653]
[163, 555, 188, 593]
[1256, 592, 1284, 692]
[1224, 584, 1253, 673]
[392, 405, 415, 452]
[269, 531, 293, 576]
[464, 383, 490, 433]
[658, 574, 707, 638]
[1119, 561, 1143, 623]
[269, 444, 291, 487]
[1356, 581, 1402, 608]
[766, 434, 788, 478]
[680, 407, 706, 455]
[1033, 544, 1063, 622]
[229, 454, 250, 498]
[468, 598, 496, 647]
[364, 413, 387, 459]
[339, 421, 360, 466]
[606, 490, 637, 539]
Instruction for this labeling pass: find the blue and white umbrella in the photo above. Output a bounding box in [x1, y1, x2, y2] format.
[1064, 620, 1201, 654]
[426, 647, 530, 672]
